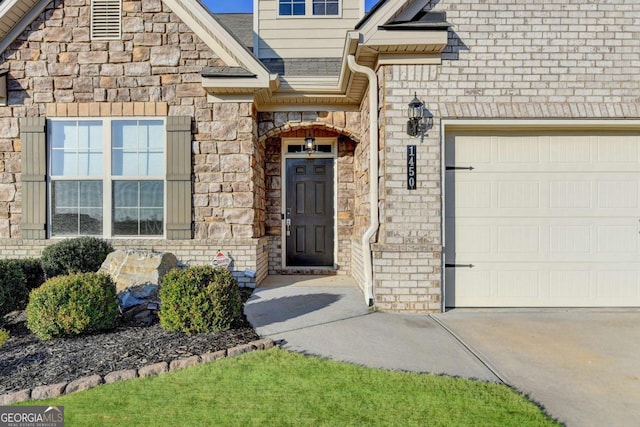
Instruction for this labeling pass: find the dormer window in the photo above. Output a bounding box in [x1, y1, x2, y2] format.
[91, 0, 122, 40]
[313, 0, 339, 15]
[278, 0, 340, 17]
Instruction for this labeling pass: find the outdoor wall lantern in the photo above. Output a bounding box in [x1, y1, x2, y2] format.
[406, 92, 433, 137]
[305, 133, 315, 154]
[0, 70, 8, 107]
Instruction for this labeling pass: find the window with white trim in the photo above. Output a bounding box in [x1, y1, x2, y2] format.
[278, 0, 340, 16]
[279, 0, 306, 16]
[312, 0, 339, 15]
[48, 119, 165, 237]
[91, 0, 122, 40]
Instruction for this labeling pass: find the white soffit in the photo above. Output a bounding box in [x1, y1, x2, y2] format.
[0, 0, 50, 55]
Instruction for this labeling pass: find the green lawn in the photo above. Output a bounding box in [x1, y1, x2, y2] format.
[20, 348, 559, 427]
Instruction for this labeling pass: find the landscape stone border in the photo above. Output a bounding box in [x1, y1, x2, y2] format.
[0, 338, 275, 405]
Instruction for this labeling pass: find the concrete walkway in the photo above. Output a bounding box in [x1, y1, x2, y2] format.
[245, 276, 640, 427]
[245, 275, 498, 380]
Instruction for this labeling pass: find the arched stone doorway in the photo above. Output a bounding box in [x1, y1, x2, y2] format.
[262, 126, 363, 276]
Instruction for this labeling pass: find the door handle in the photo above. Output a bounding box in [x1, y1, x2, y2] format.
[285, 209, 291, 236]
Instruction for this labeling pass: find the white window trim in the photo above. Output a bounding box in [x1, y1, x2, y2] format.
[47, 117, 167, 239]
[277, 0, 342, 18]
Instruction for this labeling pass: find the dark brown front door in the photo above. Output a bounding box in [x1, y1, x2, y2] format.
[285, 157, 334, 266]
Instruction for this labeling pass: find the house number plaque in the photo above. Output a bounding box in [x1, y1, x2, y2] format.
[407, 145, 417, 190]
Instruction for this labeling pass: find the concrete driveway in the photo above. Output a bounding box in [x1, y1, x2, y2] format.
[434, 310, 640, 427]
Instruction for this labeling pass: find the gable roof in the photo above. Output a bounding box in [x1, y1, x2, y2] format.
[215, 13, 253, 50]
[0, 0, 278, 97]
[0, 0, 448, 110]
[0, 0, 274, 79]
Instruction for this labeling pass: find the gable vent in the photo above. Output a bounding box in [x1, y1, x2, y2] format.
[91, 0, 122, 40]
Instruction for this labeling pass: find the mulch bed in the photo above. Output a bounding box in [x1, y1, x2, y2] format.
[0, 297, 260, 394]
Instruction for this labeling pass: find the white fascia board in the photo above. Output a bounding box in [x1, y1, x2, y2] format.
[376, 53, 441, 66]
[335, 31, 361, 93]
[359, 0, 428, 40]
[201, 76, 272, 90]
[252, 0, 259, 57]
[0, 0, 20, 16]
[390, 0, 431, 24]
[207, 94, 257, 103]
[364, 29, 449, 52]
[258, 103, 360, 112]
[162, 0, 271, 80]
[0, 0, 49, 55]
[278, 76, 342, 93]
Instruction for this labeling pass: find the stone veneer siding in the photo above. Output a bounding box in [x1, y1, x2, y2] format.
[0, 0, 267, 283]
[373, 0, 640, 312]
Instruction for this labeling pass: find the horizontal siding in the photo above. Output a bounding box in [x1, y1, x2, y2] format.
[258, 32, 348, 44]
[258, 45, 346, 59]
[257, 0, 363, 59]
[259, 17, 360, 30]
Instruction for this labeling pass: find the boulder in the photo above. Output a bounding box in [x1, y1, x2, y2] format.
[99, 250, 178, 294]
[99, 250, 178, 314]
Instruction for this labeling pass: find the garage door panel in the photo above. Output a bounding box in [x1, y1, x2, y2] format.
[498, 181, 540, 208]
[549, 271, 591, 298]
[549, 225, 591, 253]
[597, 180, 638, 208]
[451, 134, 640, 172]
[449, 218, 640, 262]
[446, 262, 640, 307]
[549, 136, 591, 164]
[596, 135, 639, 164]
[496, 226, 539, 253]
[597, 270, 640, 299]
[447, 173, 640, 216]
[550, 180, 592, 209]
[446, 132, 640, 307]
[497, 137, 540, 164]
[596, 225, 637, 253]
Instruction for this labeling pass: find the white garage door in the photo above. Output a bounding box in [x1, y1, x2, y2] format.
[445, 133, 640, 307]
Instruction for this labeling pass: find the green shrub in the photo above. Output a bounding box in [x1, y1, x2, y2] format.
[7, 258, 45, 291]
[159, 266, 242, 334]
[0, 259, 27, 317]
[0, 328, 9, 347]
[26, 272, 118, 340]
[40, 237, 114, 278]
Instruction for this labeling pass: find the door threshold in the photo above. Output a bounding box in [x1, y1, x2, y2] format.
[281, 267, 338, 275]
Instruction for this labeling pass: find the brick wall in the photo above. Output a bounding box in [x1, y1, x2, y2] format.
[373, 0, 640, 312]
[350, 88, 372, 293]
[0, 237, 268, 287]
